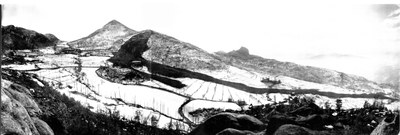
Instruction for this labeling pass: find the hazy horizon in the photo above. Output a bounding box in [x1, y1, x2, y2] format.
[2, 1, 400, 84]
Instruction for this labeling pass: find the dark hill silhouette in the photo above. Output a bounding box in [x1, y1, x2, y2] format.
[2, 25, 59, 51]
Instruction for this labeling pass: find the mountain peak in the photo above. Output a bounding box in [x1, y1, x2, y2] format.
[105, 20, 123, 26]
[68, 20, 137, 50]
[102, 20, 129, 29]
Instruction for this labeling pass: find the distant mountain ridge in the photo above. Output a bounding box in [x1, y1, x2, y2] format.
[68, 20, 137, 51]
[215, 47, 392, 93]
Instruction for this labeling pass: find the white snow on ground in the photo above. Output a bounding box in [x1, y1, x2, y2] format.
[4, 54, 399, 129]
[39, 47, 55, 54]
[80, 56, 110, 66]
[31, 78, 44, 87]
[32, 67, 190, 128]
[185, 100, 240, 111]
[3, 64, 37, 70]
[183, 100, 241, 124]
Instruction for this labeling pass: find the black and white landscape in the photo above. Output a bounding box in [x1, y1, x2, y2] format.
[1, 2, 399, 135]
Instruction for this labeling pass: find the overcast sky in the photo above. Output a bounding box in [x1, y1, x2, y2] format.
[2, 0, 400, 82]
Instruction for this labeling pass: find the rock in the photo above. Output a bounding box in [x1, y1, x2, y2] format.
[236, 47, 250, 56]
[1, 113, 26, 135]
[370, 114, 399, 135]
[265, 115, 296, 134]
[189, 113, 266, 135]
[216, 128, 261, 135]
[1, 79, 53, 135]
[3, 81, 41, 116]
[289, 103, 322, 116]
[295, 114, 324, 130]
[32, 117, 54, 135]
[273, 124, 314, 135]
[1, 89, 39, 135]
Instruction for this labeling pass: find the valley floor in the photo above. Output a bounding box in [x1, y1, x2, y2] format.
[3, 54, 399, 131]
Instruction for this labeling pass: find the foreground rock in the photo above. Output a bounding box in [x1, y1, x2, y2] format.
[1, 79, 54, 135]
[216, 128, 261, 135]
[273, 124, 314, 135]
[189, 113, 266, 135]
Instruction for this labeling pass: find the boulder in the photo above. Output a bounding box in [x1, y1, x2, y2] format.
[289, 103, 322, 116]
[32, 117, 54, 135]
[1, 88, 39, 135]
[295, 114, 324, 130]
[265, 115, 296, 134]
[189, 113, 266, 135]
[236, 47, 250, 56]
[3, 82, 41, 116]
[273, 124, 314, 135]
[1, 79, 53, 135]
[216, 128, 262, 135]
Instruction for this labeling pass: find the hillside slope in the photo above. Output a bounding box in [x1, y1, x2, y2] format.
[109, 30, 227, 70]
[2, 25, 59, 51]
[215, 47, 394, 93]
[68, 20, 137, 51]
[3, 22, 399, 133]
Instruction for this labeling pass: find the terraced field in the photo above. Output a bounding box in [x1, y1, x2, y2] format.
[4, 54, 400, 129]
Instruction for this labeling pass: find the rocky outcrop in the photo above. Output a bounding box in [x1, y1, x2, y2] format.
[1, 79, 54, 135]
[189, 113, 266, 135]
[235, 47, 250, 57]
[109, 30, 227, 70]
[370, 114, 399, 135]
[2, 25, 58, 51]
[68, 20, 137, 51]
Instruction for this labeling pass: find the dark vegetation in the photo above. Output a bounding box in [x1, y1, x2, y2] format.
[96, 66, 186, 88]
[1, 69, 185, 135]
[189, 94, 399, 135]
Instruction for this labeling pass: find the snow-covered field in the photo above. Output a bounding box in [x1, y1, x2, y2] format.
[3, 54, 400, 128]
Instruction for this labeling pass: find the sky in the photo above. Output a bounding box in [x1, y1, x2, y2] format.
[2, 0, 400, 83]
